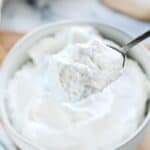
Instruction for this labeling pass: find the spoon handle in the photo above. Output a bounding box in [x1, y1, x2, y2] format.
[124, 30, 150, 53]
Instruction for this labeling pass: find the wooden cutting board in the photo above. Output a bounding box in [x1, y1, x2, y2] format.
[0, 30, 24, 63]
[101, 0, 150, 21]
[0, 30, 150, 150]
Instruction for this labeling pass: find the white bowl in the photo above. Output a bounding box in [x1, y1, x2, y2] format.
[0, 21, 150, 150]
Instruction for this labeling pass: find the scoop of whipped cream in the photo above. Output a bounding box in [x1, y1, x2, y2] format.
[53, 39, 122, 100]
[7, 26, 150, 150]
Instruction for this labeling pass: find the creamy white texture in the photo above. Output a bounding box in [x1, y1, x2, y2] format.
[7, 26, 150, 150]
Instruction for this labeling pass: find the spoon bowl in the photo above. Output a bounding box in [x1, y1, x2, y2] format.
[108, 30, 150, 67]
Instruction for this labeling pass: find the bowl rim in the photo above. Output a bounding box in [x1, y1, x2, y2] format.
[0, 20, 150, 150]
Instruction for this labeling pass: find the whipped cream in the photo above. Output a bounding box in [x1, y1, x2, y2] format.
[7, 26, 150, 150]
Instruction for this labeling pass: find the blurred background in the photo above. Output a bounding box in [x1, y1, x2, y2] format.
[0, 0, 149, 149]
[0, 0, 150, 35]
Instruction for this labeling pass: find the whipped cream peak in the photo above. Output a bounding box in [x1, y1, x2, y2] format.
[53, 39, 123, 100]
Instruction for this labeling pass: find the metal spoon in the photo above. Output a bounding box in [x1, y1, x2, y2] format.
[108, 30, 150, 67]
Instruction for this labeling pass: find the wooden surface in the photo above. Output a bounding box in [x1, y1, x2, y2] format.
[102, 0, 150, 21]
[0, 30, 24, 63]
[0, 30, 150, 150]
